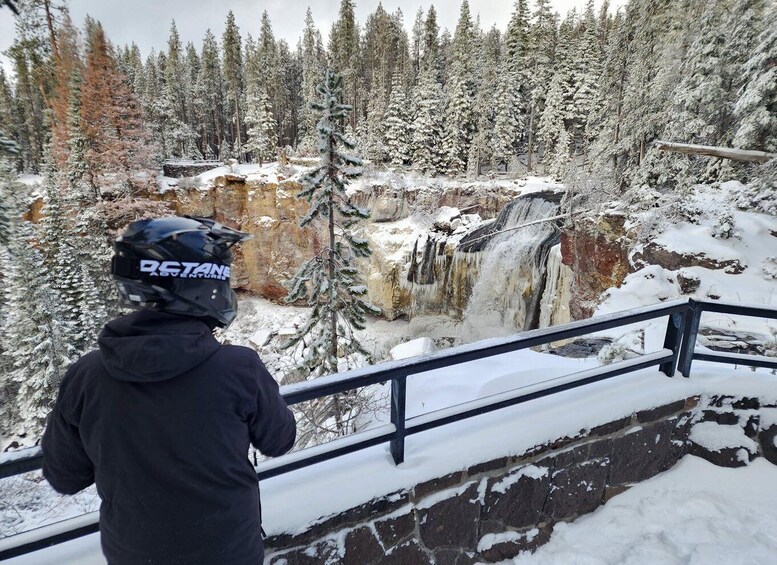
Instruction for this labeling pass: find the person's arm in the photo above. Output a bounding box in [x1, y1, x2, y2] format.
[248, 359, 296, 457]
[41, 370, 94, 495]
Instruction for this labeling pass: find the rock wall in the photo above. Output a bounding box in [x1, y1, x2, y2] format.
[158, 177, 319, 299]
[158, 175, 553, 322]
[264, 395, 777, 564]
[560, 213, 631, 320]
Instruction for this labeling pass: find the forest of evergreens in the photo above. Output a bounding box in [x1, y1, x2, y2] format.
[0, 0, 776, 438]
[2, 0, 775, 193]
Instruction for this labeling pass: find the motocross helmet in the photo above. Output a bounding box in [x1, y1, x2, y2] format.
[111, 216, 252, 328]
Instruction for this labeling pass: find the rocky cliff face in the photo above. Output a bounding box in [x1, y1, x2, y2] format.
[158, 176, 319, 299]
[560, 214, 632, 320]
[158, 174, 559, 327]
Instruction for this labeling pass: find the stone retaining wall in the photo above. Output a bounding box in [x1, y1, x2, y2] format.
[264, 395, 777, 564]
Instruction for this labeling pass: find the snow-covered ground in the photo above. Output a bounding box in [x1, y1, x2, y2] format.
[508, 456, 777, 565]
[600, 182, 777, 339]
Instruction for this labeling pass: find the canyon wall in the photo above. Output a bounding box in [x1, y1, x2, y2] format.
[158, 175, 572, 331]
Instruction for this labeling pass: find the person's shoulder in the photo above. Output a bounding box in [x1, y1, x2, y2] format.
[217, 344, 263, 366]
[57, 350, 102, 398]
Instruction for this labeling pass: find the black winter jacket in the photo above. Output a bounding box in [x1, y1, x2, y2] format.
[41, 310, 296, 565]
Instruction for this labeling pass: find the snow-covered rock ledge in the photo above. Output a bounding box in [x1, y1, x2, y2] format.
[263, 383, 777, 564]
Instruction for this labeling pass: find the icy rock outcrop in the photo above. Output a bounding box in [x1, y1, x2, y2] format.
[539, 244, 572, 329]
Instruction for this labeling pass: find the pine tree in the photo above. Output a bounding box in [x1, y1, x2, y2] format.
[63, 77, 89, 197]
[442, 1, 477, 175]
[363, 83, 388, 162]
[244, 86, 277, 166]
[1, 178, 76, 435]
[0, 69, 18, 167]
[328, 0, 360, 128]
[196, 29, 226, 159]
[3, 225, 75, 434]
[287, 71, 376, 375]
[7, 4, 50, 173]
[468, 25, 502, 176]
[617, 0, 682, 188]
[49, 8, 82, 171]
[299, 9, 325, 153]
[588, 12, 631, 184]
[505, 0, 530, 67]
[421, 6, 441, 79]
[255, 11, 282, 143]
[572, 0, 603, 151]
[491, 69, 524, 170]
[222, 11, 245, 161]
[163, 20, 197, 157]
[537, 70, 569, 177]
[383, 71, 411, 166]
[81, 22, 156, 195]
[284, 70, 379, 433]
[525, 0, 557, 171]
[410, 68, 444, 175]
[442, 73, 474, 175]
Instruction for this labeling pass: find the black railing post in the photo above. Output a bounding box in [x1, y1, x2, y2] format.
[678, 299, 702, 378]
[660, 309, 687, 377]
[390, 375, 407, 465]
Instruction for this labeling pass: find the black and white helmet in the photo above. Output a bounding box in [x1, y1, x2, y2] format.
[111, 216, 252, 328]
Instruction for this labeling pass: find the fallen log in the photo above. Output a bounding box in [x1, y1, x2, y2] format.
[655, 141, 777, 164]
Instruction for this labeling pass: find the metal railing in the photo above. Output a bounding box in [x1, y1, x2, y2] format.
[2, 298, 776, 560]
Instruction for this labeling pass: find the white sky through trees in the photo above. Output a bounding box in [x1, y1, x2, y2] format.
[0, 0, 626, 75]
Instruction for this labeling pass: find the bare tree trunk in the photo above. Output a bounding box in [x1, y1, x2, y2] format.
[43, 0, 59, 63]
[327, 131, 344, 433]
[234, 97, 242, 161]
[655, 141, 777, 164]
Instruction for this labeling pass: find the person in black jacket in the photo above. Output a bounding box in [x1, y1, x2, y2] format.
[41, 216, 296, 565]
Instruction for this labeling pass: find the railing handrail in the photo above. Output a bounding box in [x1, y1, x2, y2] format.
[2, 297, 777, 560]
[280, 299, 689, 404]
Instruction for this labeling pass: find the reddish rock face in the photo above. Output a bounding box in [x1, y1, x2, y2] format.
[24, 197, 44, 223]
[560, 213, 631, 320]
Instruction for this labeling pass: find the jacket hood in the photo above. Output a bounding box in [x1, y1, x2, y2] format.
[98, 310, 221, 382]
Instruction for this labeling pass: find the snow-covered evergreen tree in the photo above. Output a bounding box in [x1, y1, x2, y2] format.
[284, 69, 379, 432]
[1, 174, 77, 435]
[537, 71, 569, 176]
[195, 29, 226, 159]
[244, 85, 277, 166]
[3, 228, 75, 434]
[383, 71, 411, 166]
[222, 11, 245, 161]
[441, 1, 477, 175]
[491, 69, 524, 170]
[732, 12, 777, 153]
[572, 0, 603, 150]
[525, 0, 558, 171]
[410, 69, 444, 175]
[299, 8, 325, 154]
[363, 81, 388, 162]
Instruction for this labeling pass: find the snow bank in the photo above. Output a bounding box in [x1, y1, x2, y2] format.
[389, 337, 435, 360]
[510, 456, 777, 565]
[689, 421, 758, 453]
[597, 184, 777, 349]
